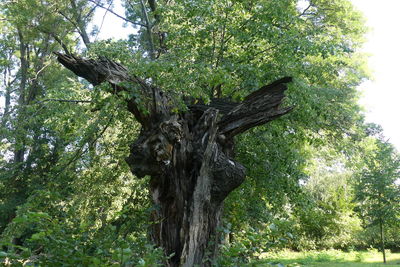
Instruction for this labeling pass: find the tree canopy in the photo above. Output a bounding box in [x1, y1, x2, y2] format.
[1, 0, 399, 266]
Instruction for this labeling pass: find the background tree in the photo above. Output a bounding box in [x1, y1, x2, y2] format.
[355, 137, 400, 263]
[0, 0, 102, 233]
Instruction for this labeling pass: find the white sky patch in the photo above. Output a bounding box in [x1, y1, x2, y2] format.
[297, 0, 310, 11]
[91, 0, 133, 41]
[352, 0, 400, 149]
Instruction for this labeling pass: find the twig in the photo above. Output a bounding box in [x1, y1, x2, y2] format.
[95, 0, 114, 41]
[37, 98, 92, 104]
[32, 62, 51, 81]
[58, 10, 90, 48]
[51, 33, 71, 55]
[87, 0, 146, 27]
[299, 4, 313, 17]
[55, 114, 114, 176]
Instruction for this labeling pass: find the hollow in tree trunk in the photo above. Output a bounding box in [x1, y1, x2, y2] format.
[56, 53, 292, 266]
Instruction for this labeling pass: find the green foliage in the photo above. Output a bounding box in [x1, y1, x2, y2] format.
[353, 136, 400, 254]
[0, 201, 166, 266]
[1, 0, 397, 265]
[355, 139, 400, 227]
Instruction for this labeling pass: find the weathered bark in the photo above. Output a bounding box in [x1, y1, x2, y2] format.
[56, 53, 292, 266]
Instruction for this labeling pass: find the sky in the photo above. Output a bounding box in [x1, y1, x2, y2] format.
[351, 0, 400, 148]
[93, 0, 400, 149]
[91, 0, 132, 41]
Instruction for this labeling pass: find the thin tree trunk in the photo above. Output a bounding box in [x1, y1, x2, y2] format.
[140, 0, 155, 59]
[379, 218, 386, 264]
[14, 29, 29, 164]
[1, 67, 13, 128]
[70, 0, 91, 48]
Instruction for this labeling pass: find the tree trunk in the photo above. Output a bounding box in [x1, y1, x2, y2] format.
[125, 109, 246, 266]
[379, 218, 386, 264]
[55, 53, 292, 266]
[14, 28, 29, 164]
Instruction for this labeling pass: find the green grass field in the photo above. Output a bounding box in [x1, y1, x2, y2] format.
[253, 249, 400, 267]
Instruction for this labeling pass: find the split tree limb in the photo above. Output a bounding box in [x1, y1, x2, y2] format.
[55, 52, 151, 126]
[218, 77, 293, 138]
[55, 53, 292, 136]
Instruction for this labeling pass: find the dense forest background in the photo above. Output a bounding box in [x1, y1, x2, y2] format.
[0, 0, 399, 266]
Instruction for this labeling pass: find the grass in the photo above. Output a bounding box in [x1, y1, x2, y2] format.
[252, 249, 400, 267]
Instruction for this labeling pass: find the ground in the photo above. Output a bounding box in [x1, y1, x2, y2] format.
[253, 249, 400, 267]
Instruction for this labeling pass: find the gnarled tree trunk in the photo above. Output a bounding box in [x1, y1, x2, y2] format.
[56, 53, 292, 266]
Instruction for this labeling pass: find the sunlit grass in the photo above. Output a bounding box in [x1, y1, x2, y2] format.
[252, 249, 400, 266]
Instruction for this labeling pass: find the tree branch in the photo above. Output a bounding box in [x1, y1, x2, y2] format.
[299, 4, 313, 17]
[87, 0, 146, 28]
[58, 10, 90, 47]
[54, 52, 167, 128]
[218, 77, 293, 139]
[51, 33, 71, 55]
[54, 53, 292, 135]
[140, 0, 156, 59]
[37, 98, 92, 104]
[94, 0, 114, 41]
[69, 0, 91, 47]
[54, 52, 132, 86]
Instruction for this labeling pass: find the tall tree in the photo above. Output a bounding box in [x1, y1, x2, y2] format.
[355, 138, 400, 263]
[0, 0, 98, 232]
